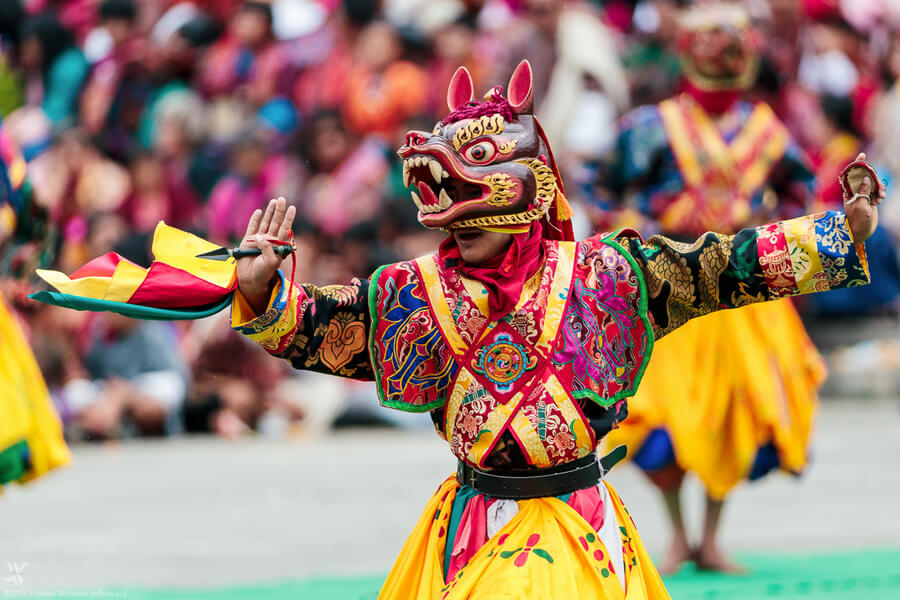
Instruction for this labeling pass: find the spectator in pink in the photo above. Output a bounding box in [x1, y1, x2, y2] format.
[205, 129, 301, 244]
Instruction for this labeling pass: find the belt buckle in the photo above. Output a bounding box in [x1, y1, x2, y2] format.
[458, 462, 478, 489]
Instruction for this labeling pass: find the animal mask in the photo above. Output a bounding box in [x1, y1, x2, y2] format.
[397, 60, 572, 239]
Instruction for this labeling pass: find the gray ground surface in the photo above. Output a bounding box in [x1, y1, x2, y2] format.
[1, 399, 898, 591]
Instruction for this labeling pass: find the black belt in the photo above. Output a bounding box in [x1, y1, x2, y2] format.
[456, 445, 627, 500]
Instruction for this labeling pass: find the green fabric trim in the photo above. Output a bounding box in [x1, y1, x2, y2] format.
[443, 485, 479, 579]
[380, 397, 445, 413]
[28, 291, 233, 321]
[367, 265, 391, 410]
[367, 264, 446, 414]
[589, 230, 656, 407]
[0, 440, 28, 485]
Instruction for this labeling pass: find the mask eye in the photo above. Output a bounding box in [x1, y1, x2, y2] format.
[462, 140, 497, 164]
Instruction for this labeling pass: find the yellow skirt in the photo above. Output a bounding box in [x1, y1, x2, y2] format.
[604, 299, 824, 500]
[0, 297, 70, 489]
[379, 477, 670, 600]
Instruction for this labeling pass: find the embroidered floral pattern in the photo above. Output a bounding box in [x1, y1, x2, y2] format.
[755, 211, 868, 298]
[552, 239, 649, 407]
[448, 376, 500, 462]
[370, 264, 458, 412]
[307, 311, 367, 373]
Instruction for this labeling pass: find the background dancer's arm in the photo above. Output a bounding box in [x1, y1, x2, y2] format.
[229, 197, 374, 380]
[618, 158, 882, 339]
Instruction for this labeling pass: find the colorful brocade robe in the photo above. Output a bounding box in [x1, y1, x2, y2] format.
[369, 235, 650, 469]
[590, 94, 815, 237]
[232, 211, 869, 470]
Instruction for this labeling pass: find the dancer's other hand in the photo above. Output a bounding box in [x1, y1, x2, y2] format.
[237, 197, 296, 315]
[844, 153, 884, 243]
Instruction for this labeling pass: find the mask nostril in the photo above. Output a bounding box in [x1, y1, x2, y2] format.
[405, 132, 427, 147]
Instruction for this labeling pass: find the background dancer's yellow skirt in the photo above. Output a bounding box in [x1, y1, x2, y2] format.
[379, 477, 670, 600]
[0, 298, 70, 489]
[604, 299, 824, 500]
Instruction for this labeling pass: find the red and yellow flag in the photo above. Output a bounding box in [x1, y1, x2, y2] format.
[32, 222, 237, 319]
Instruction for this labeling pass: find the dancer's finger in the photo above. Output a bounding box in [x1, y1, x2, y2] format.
[278, 204, 296, 242]
[259, 235, 278, 267]
[242, 209, 263, 244]
[259, 198, 277, 235]
[268, 197, 286, 236]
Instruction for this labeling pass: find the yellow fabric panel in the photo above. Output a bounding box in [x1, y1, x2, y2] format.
[783, 214, 824, 295]
[728, 102, 770, 162]
[102, 259, 149, 303]
[151, 221, 236, 290]
[536, 242, 575, 353]
[685, 100, 736, 182]
[510, 411, 552, 468]
[415, 256, 467, 354]
[468, 390, 523, 466]
[604, 483, 671, 599]
[444, 367, 477, 445]
[735, 104, 790, 196]
[0, 299, 70, 488]
[378, 477, 458, 600]
[35, 269, 113, 300]
[460, 276, 490, 317]
[659, 98, 790, 209]
[739, 126, 789, 197]
[658, 98, 703, 188]
[604, 300, 822, 500]
[378, 477, 670, 599]
[545, 374, 594, 456]
[230, 280, 300, 350]
[0, 364, 30, 451]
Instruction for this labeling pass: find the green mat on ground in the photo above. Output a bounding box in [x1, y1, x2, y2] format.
[121, 550, 900, 599]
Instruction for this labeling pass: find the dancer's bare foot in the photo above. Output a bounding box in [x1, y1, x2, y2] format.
[694, 544, 747, 574]
[658, 537, 693, 575]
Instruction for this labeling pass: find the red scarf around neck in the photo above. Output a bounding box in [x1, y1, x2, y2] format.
[682, 79, 741, 115]
[438, 223, 545, 321]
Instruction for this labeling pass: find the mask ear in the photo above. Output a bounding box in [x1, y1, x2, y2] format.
[447, 66, 475, 112]
[507, 60, 534, 114]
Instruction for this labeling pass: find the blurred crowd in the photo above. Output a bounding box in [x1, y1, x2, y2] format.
[2, 0, 900, 441]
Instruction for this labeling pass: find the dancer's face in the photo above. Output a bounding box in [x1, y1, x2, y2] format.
[452, 229, 512, 265]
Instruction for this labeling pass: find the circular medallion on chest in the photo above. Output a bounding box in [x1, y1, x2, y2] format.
[474, 333, 538, 392]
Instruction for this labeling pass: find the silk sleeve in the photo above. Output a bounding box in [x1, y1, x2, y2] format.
[231, 270, 374, 380]
[618, 210, 870, 339]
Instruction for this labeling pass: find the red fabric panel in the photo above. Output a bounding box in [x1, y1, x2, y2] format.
[70, 253, 139, 279]
[128, 262, 232, 308]
[447, 495, 489, 583]
[567, 485, 606, 532]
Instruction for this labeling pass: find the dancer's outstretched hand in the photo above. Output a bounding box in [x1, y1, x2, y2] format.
[237, 197, 296, 314]
[843, 153, 884, 243]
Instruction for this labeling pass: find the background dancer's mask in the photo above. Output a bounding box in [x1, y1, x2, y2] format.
[677, 2, 761, 92]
